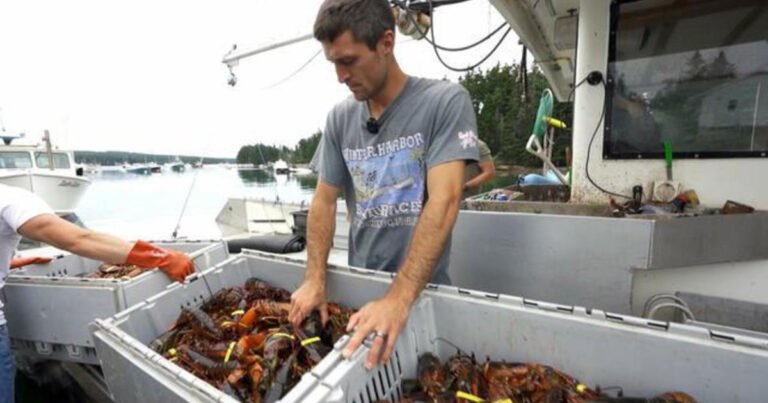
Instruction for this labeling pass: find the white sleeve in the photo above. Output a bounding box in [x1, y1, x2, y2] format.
[1, 187, 55, 233]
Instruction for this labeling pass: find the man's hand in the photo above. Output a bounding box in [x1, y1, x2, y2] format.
[342, 295, 410, 370]
[289, 278, 329, 327]
[125, 240, 194, 282]
[289, 179, 338, 327]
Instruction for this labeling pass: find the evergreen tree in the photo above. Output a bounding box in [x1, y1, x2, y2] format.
[292, 131, 322, 163]
[682, 50, 707, 81]
[706, 51, 736, 79]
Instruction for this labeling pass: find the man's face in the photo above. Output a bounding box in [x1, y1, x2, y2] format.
[322, 30, 390, 101]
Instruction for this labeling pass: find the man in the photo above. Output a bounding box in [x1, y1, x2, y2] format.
[289, 0, 479, 370]
[462, 138, 495, 198]
[1, 184, 193, 403]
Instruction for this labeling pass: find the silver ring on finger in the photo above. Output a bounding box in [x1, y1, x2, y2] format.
[374, 331, 387, 338]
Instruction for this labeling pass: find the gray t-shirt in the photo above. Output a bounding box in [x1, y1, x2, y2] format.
[313, 77, 479, 284]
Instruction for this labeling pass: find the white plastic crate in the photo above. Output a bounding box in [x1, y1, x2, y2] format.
[1, 240, 229, 364]
[297, 286, 768, 403]
[90, 250, 398, 403]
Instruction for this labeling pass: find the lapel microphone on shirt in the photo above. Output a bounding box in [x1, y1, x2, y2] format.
[366, 117, 380, 134]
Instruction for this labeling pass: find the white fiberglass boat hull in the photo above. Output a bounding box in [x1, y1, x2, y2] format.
[0, 171, 90, 213]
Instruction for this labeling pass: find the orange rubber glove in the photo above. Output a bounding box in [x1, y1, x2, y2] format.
[125, 240, 194, 282]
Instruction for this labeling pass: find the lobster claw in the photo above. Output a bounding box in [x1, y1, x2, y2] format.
[264, 350, 298, 403]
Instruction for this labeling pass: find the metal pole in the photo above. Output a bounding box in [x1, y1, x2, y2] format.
[222, 33, 314, 66]
[750, 82, 761, 151]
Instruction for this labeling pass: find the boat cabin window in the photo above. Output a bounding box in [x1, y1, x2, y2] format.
[605, 0, 768, 159]
[34, 152, 71, 169]
[0, 152, 33, 169]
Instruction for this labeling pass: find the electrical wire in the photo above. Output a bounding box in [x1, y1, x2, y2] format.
[567, 76, 589, 103]
[259, 38, 418, 90]
[404, 0, 471, 12]
[391, 0, 507, 53]
[428, 25, 512, 72]
[647, 302, 696, 322]
[260, 49, 323, 90]
[642, 294, 692, 318]
[584, 80, 633, 199]
[426, 0, 512, 72]
[392, 0, 513, 72]
[422, 22, 509, 52]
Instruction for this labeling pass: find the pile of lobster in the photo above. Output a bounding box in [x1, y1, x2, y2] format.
[398, 352, 697, 403]
[150, 278, 354, 403]
[88, 263, 145, 279]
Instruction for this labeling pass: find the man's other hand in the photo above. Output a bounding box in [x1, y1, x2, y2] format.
[289, 278, 329, 327]
[342, 295, 409, 370]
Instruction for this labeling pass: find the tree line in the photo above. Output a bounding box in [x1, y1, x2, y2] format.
[459, 64, 572, 166]
[74, 151, 234, 165]
[237, 63, 572, 167]
[236, 131, 321, 166]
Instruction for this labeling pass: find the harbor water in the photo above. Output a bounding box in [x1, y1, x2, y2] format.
[74, 166, 520, 241]
[75, 167, 317, 240]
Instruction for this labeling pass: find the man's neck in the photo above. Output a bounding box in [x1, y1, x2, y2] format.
[367, 66, 408, 118]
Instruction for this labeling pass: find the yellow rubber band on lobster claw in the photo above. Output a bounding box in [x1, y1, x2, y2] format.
[456, 391, 484, 402]
[270, 332, 295, 341]
[220, 321, 235, 328]
[301, 337, 321, 347]
[231, 309, 245, 316]
[576, 384, 587, 394]
[167, 348, 177, 357]
[224, 342, 236, 362]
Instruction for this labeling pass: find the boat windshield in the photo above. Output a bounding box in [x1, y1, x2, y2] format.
[34, 152, 71, 169]
[0, 151, 33, 169]
[605, 0, 768, 159]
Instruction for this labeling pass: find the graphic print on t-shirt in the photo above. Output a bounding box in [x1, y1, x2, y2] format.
[343, 133, 425, 228]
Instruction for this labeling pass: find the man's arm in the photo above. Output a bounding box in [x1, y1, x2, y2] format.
[387, 160, 464, 306]
[17, 214, 193, 281]
[464, 159, 496, 190]
[343, 160, 465, 368]
[306, 180, 340, 280]
[18, 214, 131, 263]
[288, 180, 340, 326]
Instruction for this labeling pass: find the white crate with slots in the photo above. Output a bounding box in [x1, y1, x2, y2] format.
[89, 250, 408, 403]
[297, 286, 768, 403]
[1, 240, 229, 365]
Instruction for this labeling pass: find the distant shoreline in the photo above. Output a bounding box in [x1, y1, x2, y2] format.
[74, 150, 235, 165]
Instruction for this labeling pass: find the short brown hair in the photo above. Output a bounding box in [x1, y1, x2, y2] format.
[314, 0, 395, 50]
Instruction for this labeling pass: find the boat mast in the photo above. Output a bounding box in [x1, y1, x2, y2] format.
[0, 107, 8, 146]
[43, 130, 54, 171]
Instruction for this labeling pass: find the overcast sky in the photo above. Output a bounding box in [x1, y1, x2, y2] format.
[0, 1, 520, 158]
